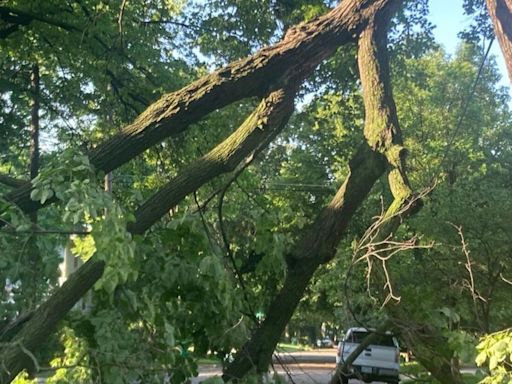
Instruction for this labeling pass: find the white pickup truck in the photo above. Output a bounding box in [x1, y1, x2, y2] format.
[336, 327, 400, 384]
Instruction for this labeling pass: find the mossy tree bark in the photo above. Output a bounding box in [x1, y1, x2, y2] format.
[355, 14, 463, 384]
[223, 144, 386, 380]
[4, 0, 394, 217]
[223, 0, 405, 379]
[0, 4, 408, 382]
[129, 86, 298, 234]
[330, 10, 410, 381]
[0, 1, 429, 382]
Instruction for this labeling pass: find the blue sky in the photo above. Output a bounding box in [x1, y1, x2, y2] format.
[428, 0, 511, 98]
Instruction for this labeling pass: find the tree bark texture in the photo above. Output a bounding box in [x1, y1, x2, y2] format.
[357, 5, 412, 219]
[335, 19, 420, 367]
[486, 0, 512, 84]
[129, 86, 297, 234]
[0, 0, 406, 382]
[223, 145, 386, 380]
[4, 0, 401, 217]
[223, 1, 404, 378]
[0, 260, 105, 383]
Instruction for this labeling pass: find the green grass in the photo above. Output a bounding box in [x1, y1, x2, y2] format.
[194, 343, 310, 365]
[275, 343, 312, 352]
[196, 356, 221, 365]
[401, 362, 483, 383]
[460, 374, 482, 384]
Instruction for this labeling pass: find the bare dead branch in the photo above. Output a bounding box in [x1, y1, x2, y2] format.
[449, 223, 487, 303]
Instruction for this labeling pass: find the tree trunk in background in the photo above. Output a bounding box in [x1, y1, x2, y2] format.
[486, 0, 512, 83]
[28, 63, 40, 224]
[26, 63, 41, 309]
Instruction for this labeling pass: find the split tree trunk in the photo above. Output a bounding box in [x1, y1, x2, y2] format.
[224, 145, 387, 379]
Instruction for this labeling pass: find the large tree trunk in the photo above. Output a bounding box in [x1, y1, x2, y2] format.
[486, 0, 512, 83]
[224, 0, 404, 379]
[224, 145, 386, 379]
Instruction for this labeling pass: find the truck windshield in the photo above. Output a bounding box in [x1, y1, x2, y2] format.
[348, 331, 395, 347]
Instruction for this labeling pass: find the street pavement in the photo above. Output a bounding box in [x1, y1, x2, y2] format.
[192, 349, 393, 384]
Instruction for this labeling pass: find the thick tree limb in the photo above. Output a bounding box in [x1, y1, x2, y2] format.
[0, 86, 296, 383]
[0, 0, 396, 378]
[357, 0, 416, 229]
[223, 0, 404, 379]
[332, 9, 408, 382]
[4, 0, 395, 216]
[0, 261, 105, 383]
[129, 86, 297, 234]
[0, 174, 27, 188]
[223, 145, 387, 379]
[486, 0, 512, 83]
[348, 17, 461, 384]
[0, 0, 404, 381]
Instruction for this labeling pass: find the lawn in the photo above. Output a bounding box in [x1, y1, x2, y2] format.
[401, 362, 484, 383]
[275, 343, 312, 352]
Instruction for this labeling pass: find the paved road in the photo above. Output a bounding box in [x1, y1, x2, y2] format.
[274, 348, 338, 365]
[193, 349, 392, 384]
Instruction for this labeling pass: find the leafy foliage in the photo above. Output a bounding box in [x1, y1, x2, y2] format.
[476, 329, 512, 383]
[1, 0, 512, 382]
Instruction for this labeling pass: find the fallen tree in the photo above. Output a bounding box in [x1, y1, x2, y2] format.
[0, 2, 406, 381]
[1, 0, 509, 382]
